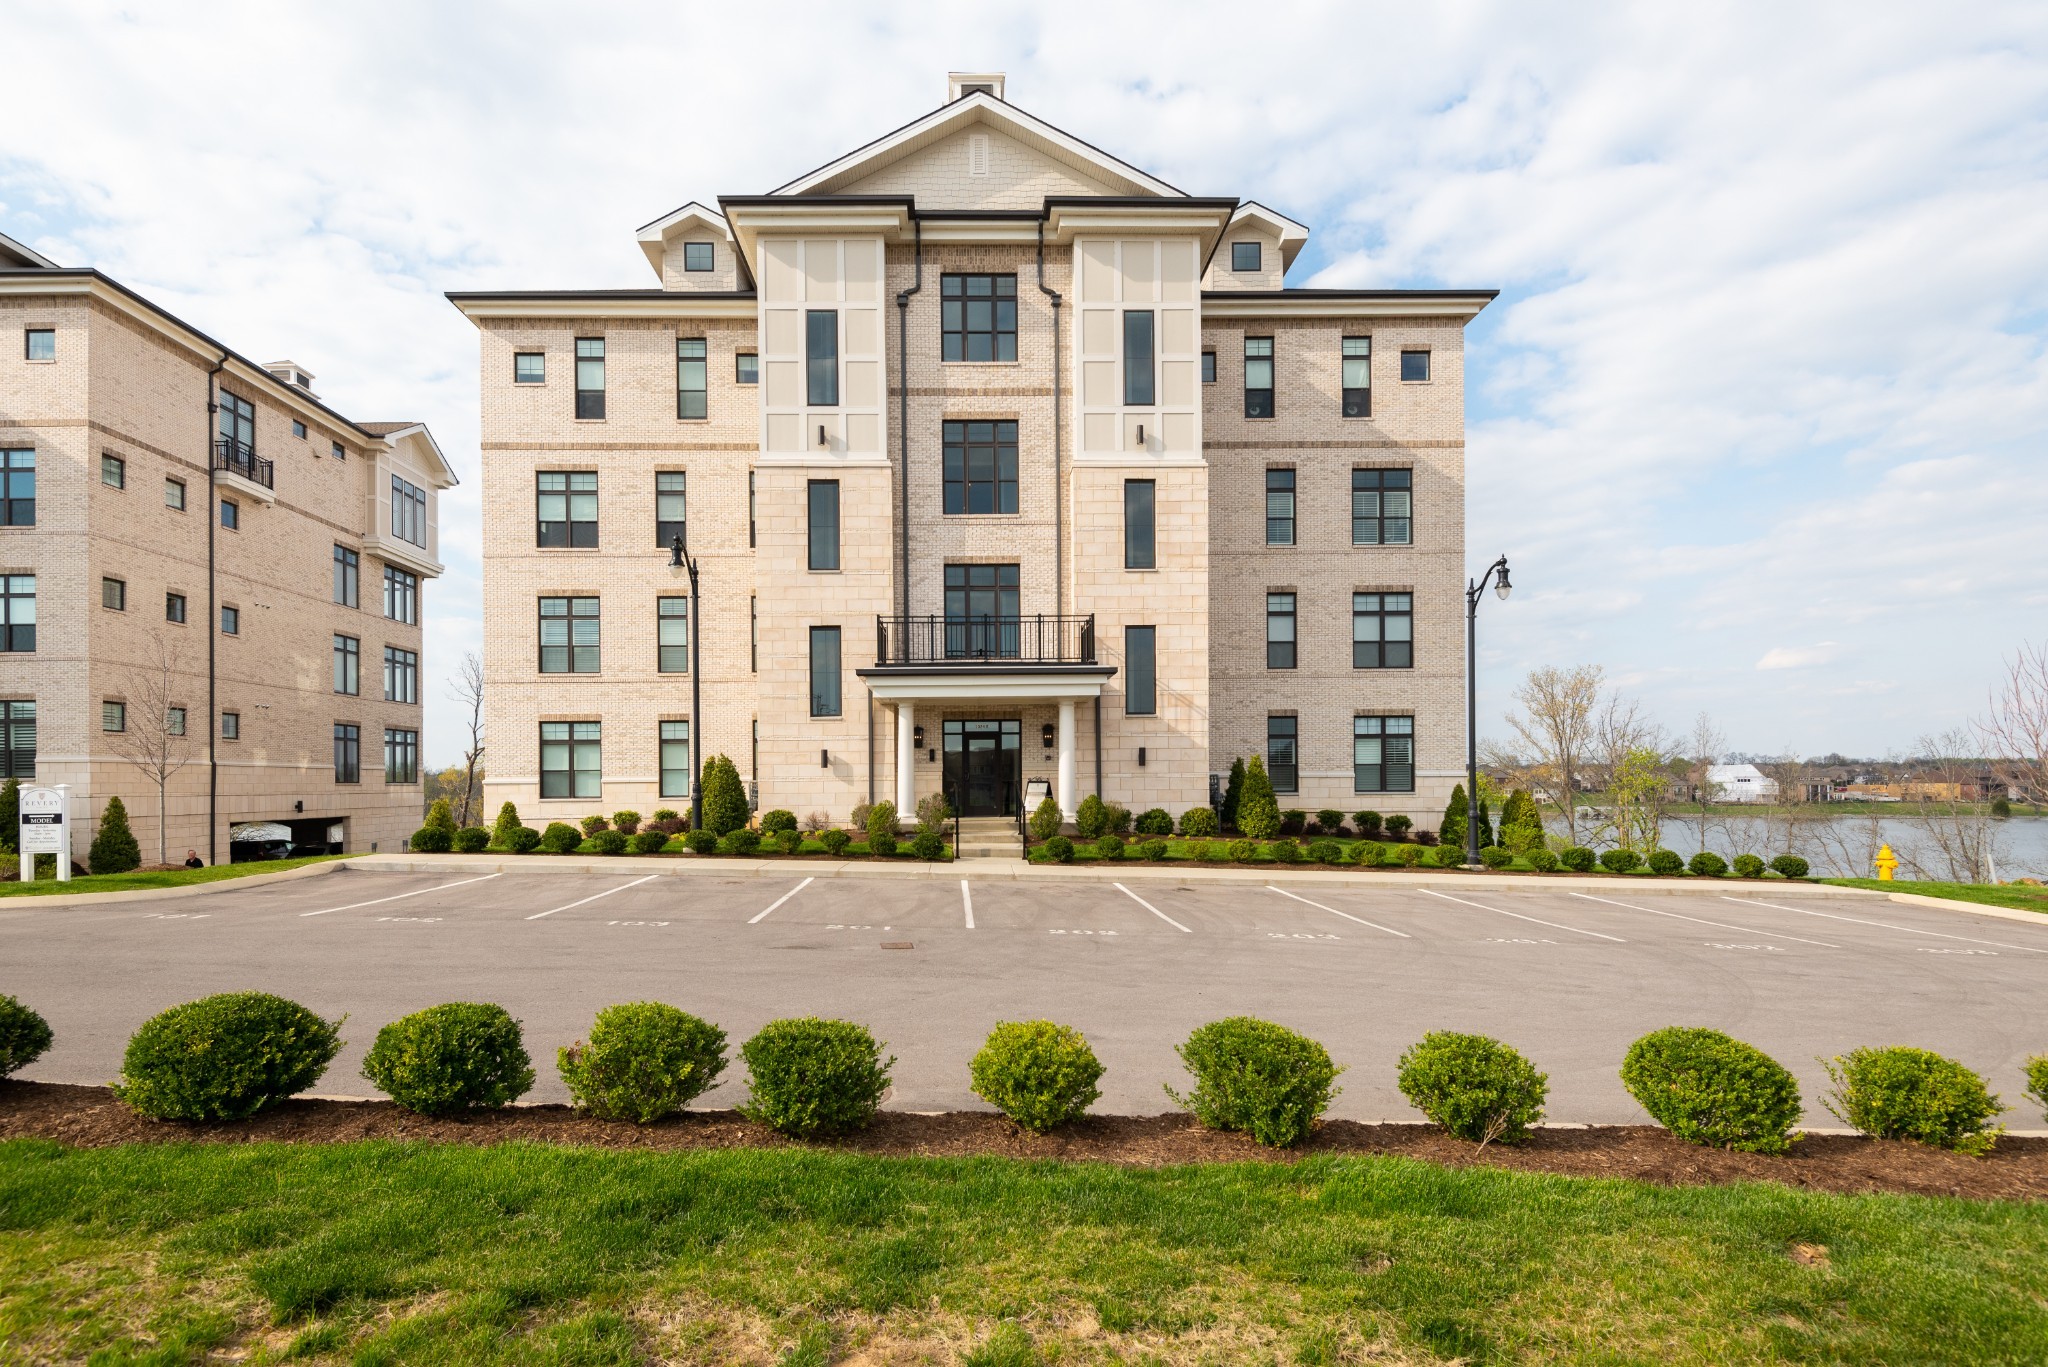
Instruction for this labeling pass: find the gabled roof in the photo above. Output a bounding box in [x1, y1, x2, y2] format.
[770, 89, 1185, 199]
[0, 231, 57, 269]
[362, 421, 459, 489]
[633, 201, 734, 276]
[1227, 202, 1311, 272]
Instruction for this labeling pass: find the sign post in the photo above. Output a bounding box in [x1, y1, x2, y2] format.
[18, 784, 69, 883]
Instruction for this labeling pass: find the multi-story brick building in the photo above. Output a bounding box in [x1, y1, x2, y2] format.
[1, 231, 455, 865]
[452, 75, 1491, 832]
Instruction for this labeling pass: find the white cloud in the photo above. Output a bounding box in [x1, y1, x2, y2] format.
[1756, 643, 1843, 671]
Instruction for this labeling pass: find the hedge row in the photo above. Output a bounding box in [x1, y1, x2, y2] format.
[1031, 835, 1812, 878]
[3, 993, 2032, 1154]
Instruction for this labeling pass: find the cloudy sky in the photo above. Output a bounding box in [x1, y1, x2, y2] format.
[7, 1, 2045, 765]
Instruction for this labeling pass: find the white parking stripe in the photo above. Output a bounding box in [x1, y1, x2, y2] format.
[526, 874, 662, 920]
[1570, 891, 1840, 947]
[961, 879, 975, 930]
[1419, 888, 1627, 942]
[300, 872, 501, 917]
[1115, 883, 1192, 933]
[748, 877, 814, 925]
[1266, 885, 1411, 938]
[1723, 897, 2048, 953]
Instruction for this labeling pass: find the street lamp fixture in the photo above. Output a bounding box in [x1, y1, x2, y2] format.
[1465, 554, 1513, 870]
[669, 532, 703, 834]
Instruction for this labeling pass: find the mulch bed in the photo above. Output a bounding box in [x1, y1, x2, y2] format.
[4, 1083, 2041, 1201]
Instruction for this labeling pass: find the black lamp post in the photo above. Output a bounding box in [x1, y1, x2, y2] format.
[670, 532, 703, 834]
[1464, 554, 1513, 869]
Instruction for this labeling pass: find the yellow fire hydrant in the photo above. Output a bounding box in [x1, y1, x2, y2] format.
[1875, 845, 1899, 881]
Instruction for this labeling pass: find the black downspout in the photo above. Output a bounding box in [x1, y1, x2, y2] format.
[1093, 695, 1103, 803]
[866, 694, 875, 806]
[894, 220, 923, 620]
[1035, 220, 1064, 619]
[204, 355, 226, 866]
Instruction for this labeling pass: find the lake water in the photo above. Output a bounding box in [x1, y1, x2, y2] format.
[1644, 812, 2048, 881]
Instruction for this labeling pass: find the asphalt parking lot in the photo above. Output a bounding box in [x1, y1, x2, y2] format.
[6, 868, 2046, 1125]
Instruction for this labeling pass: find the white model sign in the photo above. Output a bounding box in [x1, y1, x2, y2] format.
[17, 783, 69, 881]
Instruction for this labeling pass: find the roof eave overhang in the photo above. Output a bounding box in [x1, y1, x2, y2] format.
[1229, 201, 1313, 272]
[373, 424, 460, 489]
[854, 663, 1118, 702]
[633, 201, 738, 281]
[445, 290, 760, 322]
[1045, 198, 1238, 259]
[1201, 290, 1498, 321]
[719, 197, 916, 286]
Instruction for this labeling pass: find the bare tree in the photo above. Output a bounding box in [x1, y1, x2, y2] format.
[105, 633, 194, 866]
[1979, 640, 2048, 804]
[450, 651, 485, 828]
[1503, 665, 1603, 846]
[1684, 712, 1726, 855]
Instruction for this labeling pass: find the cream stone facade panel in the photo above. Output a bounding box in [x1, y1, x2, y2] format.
[842, 125, 1126, 210]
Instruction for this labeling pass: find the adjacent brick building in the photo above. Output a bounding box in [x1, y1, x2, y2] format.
[0, 232, 455, 865]
[452, 74, 1492, 831]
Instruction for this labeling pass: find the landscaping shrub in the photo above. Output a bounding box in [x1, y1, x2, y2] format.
[1094, 834, 1125, 860]
[701, 754, 750, 836]
[1042, 835, 1075, 863]
[1479, 845, 1514, 870]
[114, 992, 341, 1121]
[1414, 828, 1438, 846]
[867, 829, 898, 858]
[770, 829, 804, 856]
[1167, 1017, 1342, 1148]
[1395, 844, 1425, 868]
[1190, 840, 1219, 861]
[1559, 846, 1596, 873]
[1621, 1027, 1802, 1153]
[849, 800, 874, 833]
[362, 1002, 534, 1116]
[818, 829, 852, 856]
[506, 825, 543, 854]
[1646, 848, 1685, 876]
[1135, 807, 1174, 836]
[683, 829, 718, 855]
[409, 824, 453, 853]
[1431, 844, 1466, 868]
[539, 822, 582, 854]
[0, 994, 54, 1077]
[1279, 810, 1307, 837]
[1136, 838, 1169, 862]
[558, 1002, 727, 1123]
[1688, 851, 1729, 878]
[652, 808, 681, 824]
[1599, 848, 1641, 874]
[422, 799, 457, 839]
[491, 802, 522, 847]
[865, 800, 899, 843]
[1732, 853, 1766, 878]
[1824, 1046, 2005, 1154]
[1314, 809, 1346, 836]
[1439, 784, 1471, 852]
[1228, 838, 1258, 863]
[1302, 838, 1340, 864]
[1107, 803, 1133, 837]
[1028, 796, 1063, 842]
[1237, 756, 1281, 838]
[1353, 810, 1383, 838]
[611, 811, 642, 836]
[969, 1020, 1104, 1132]
[801, 811, 829, 832]
[1992, 797, 2013, 817]
[1384, 814, 1412, 839]
[1526, 848, 1560, 873]
[1219, 757, 1245, 832]
[1498, 789, 1546, 854]
[719, 829, 762, 856]
[911, 830, 947, 861]
[1397, 1031, 1548, 1144]
[629, 829, 670, 856]
[580, 814, 610, 837]
[915, 792, 952, 835]
[452, 826, 490, 853]
[88, 796, 142, 874]
[1178, 806, 1218, 838]
[2025, 1055, 2048, 1123]
[761, 809, 798, 835]
[740, 1017, 894, 1138]
[1075, 795, 1109, 839]
[1269, 837, 1302, 864]
[1353, 841, 1384, 867]
[589, 829, 630, 856]
[1771, 854, 1811, 879]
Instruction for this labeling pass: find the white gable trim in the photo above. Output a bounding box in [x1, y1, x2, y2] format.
[634, 201, 734, 276]
[1230, 202, 1312, 271]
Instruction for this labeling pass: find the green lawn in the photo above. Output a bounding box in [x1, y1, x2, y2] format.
[1826, 878, 2048, 915]
[0, 1141, 2042, 1365]
[0, 855, 353, 899]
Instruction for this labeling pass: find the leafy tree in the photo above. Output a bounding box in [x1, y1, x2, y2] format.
[1238, 755, 1281, 839]
[1610, 746, 1671, 852]
[491, 801, 522, 847]
[1499, 789, 1545, 853]
[88, 796, 142, 874]
[1220, 757, 1245, 832]
[700, 754, 749, 835]
[1475, 795, 1495, 850]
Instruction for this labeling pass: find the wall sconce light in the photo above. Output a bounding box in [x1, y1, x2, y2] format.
[1041, 723, 1056, 749]
[1135, 423, 1146, 446]
[293, 800, 303, 813]
[820, 749, 829, 768]
[1138, 746, 1147, 767]
[817, 424, 828, 448]
[913, 725, 925, 747]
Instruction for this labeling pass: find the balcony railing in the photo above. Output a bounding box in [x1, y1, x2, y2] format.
[213, 438, 273, 489]
[876, 614, 1096, 666]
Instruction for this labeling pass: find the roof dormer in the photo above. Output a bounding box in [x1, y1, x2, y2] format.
[635, 201, 746, 290]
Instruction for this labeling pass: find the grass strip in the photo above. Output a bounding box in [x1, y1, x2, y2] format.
[1, 1139, 2044, 1364]
[1825, 878, 2048, 915]
[0, 855, 352, 899]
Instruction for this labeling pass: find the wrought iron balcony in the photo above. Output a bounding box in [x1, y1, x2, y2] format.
[876, 614, 1096, 666]
[213, 438, 273, 489]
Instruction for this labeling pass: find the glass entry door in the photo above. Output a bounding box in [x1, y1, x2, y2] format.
[942, 719, 1021, 816]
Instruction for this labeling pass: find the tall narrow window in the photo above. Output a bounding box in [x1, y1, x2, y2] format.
[1123, 311, 1155, 406]
[383, 566, 418, 624]
[0, 451, 32, 526]
[101, 453, 125, 488]
[0, 700, 34, 778]
[1342, 336, 1371, 417]
[514, 352, 545, 384]
[940, 274, 1018, 361]
[217, 391, 254, 458]
[1351, 469, 1413, 545]
[333, 724, 360, 784]
[1265, 468, 1296, 546]
[333, 635, 359, 694]
[333, 545, 359, 607]
[164, 476, 185, 511]
[391, 476, 426, 546]
[660, 721, 692, 798]
[676, 338, 707, 419]
[658, 597, 690, 672]
[655, 472, 686, 546]
[1201, 351, 1216, 384]
[1266, 592, 1296, 669]
[540, 721, 601, 798]
[1, 575, 33, 652]
[575, 337, 606, 418]
[539, 597, 600, 673]
[219, 498, 239, 530]
[750, 596, 758, 672]
[385, 728, 419, 784]
[1244, 337, 1274, 418]
[809, 626, 842, 717]
[807, 479, 839, 571]
[1354, 715, 1415, 792]
[1352, 593, 1414, 669]
[165, 591, 186, 624]
[1124, 479, 1156, 569]
[220, 606, 239, 636]
[1267, 715, 1299, 794]
[942, 420, 1018, 514]
[537, 472, 597, 547]
[806, 310, 838, 405]
[1125, 626, 1156, 716]
[167, 707, 186, 736]
[748, 471, 756, 548]
[383, 646, 419, 703]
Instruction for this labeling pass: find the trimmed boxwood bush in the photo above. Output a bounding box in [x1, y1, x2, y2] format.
[1559, 846, 1596, 872]
[866, 830, 898, 857]
[1772, 854, 1811, 879]
[1190, 841, 1220, 861]
[491, 801, 522, 847]
[1526, 848, 1560, 873]
[611, 811, 642, 835]
[1178, 806, 1218, 838]
[559, 1002, 728, 1123]
[769, 829, 804, 856]
[1384, 814, 1413, 839]
[1136, 838, 1169, 862]
[539, 822, 582, 854]
[683, 829, 719, 855]
[969, 1020, 1104, 1132]
[651, 808, 680, 824]
[1732, 854, 1766, 878]
[1397, 1031, 1548, 1144]
[1688, 851, 1728, 878]
[1431, 843, 1465, 868]
[579, 814, 610, 837]
[911, 830, 947, 861]
[506, 825, 543, 854]
[1304, 839, 1342, 865]
[629, 829, 670, 855]
[865, 801, 899, 856]
[452, 826, 490, 853]
[2026, 1055, 2048, 1123]
[818, 829, 852, 856]
[1353, 810, 1383, 838]
[1028, 797, 1063, 842]
[1074, 795, 1109, 839]
[1228, 838, 1258, 863]
[0, 994, 54, 1077]
[88, 796, 142, 874]
[1315, 810, 1347, 836]
[1167, 1017, 1342, 1148]
[114, 992, 341, 1121]
[1134, 807, 1174, 836]
[761, 809, 798, 834]
[719, 828, 762, 856]
[1646, 848, 1684, 876]
[1395, 844, 1426, 868]
[1599, 848, 1641, 874]
[362, 1003, 534, 1116]
[740, 1017, 894, 1138]
[589, 829, 630, 856]
[1268, 837, 1301, 864]
[1106, 803, 1133, 836]
[1041, 835, 1075, 863]
[410, 824, 453, 853]
[1352, 841, 1385, 867]
[1094, 834, 1124, 860]
[1823, 1046, 2005, 1154]
[1621, 1027, 1801, 1153]
[1478, 845, 1514, 870]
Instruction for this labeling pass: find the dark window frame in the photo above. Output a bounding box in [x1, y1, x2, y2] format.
[1244, 337, 1274, 418]
[333, 544, 359, 607]
[1266, 591, 1296, 670]
[536, 470, 598, 548]
[676, 337, 708, 419]
[540, 720, 602, 799]
[1351, 468, 1413, 546]
[218, 498, 239, 531]
[383, 645, 419, 704]
[736, 352, 758, 385]
[657, 596, 690, 673]
[220, 605, 239, 636]
[1342, 336, 1371, 417]
[1352, 592, 1414, 670]
[807, 479, 840, 572]
[1401, 349, 1431, 383]
[514, 352, 545, 384]
[806, 310, 839, 406]
[575, 337, 606, 419]
[538, 596, 601, 674]
[0, 700, 33, 778]
[391, 475, 427, 546]
[333, 634, 359, 694]
[1231, 241, 1262, 272]
[383, 566, 418, 624]
[165, 591, 186, 625]
[942, 420, 1018, 515]
[655, 471, 686, 547]
[1265, 467, 1296, 546]
[221, 710, 240, 740]
[217, 390, 255, 453]
[164, 476, 186, 511]
[100, 452, 125, 488]
[1123, 310, 1155, 406]
[809, 625, 842, 718]
[333, 723, 360, 784]
[25, 328, 55, 361]
[101, 577, 125, 611]
[1267, 715, 1299, 794]
[0, 450, 32, 526]
[940, 273, 1019, 363]
[1125, 625, 1157, 716]
[103, 700, 126, 733]
[683, 240, 715, 272]
[1201, 351, 1216, 384]
[659, 720, 691, 798]
[385, 727, 419, 785]
[0, 574, 33, 653]
[1354, 714, 1416, 793]
[1124, 478, 1156, 569]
